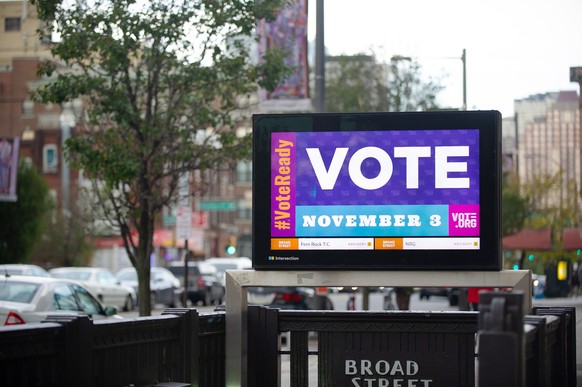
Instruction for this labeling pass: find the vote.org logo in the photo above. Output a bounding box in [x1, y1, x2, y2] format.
[449, 204, 480, 236]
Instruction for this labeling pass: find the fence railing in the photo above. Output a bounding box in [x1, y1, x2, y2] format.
[0, 299, 575, 387]
[0, 308, 225, 387]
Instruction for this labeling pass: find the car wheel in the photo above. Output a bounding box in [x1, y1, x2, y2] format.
[169, 292, 180, 308]
[123, 295, 134, 312]
[203, 291, 212, 306]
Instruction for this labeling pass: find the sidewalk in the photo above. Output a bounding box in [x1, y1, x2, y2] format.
[532, 294, 582, 307]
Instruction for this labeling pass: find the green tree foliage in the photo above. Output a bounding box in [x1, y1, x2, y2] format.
[326, 55, 389, 113]
[387, 56, 444, 112]
[30, 205, 94, 268]
[513, 170, 580, 269]
[31, 0, 291, 315]
[501, 172, 528, 236]
[325, 52, 444, 113]
[0, 162, 51, 263]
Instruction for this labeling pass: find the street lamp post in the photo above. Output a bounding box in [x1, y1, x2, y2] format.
[462, 48, 467, 110]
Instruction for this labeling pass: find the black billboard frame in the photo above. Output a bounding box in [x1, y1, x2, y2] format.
[252, 110, 502, 271]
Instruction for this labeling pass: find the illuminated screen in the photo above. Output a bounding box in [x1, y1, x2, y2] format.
[252, 111, 501, 270]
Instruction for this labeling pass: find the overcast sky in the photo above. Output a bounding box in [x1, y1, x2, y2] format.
[307, 0, 582, 117]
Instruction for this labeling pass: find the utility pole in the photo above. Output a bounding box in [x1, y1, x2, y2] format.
[462, 49, 467, 110]
[315, 0, 325, 113]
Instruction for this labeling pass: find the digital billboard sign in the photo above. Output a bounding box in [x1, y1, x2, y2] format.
[252, 111, 501, 270]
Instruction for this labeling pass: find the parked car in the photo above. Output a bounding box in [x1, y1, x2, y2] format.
[167, 261, 224, 306]
[0, 264, 51, 277]
[448, 288, 460, 306]
[249, 286, 334, 310]
[268, 287, 314, 310]
[0, 274, 121, 325]
[419, 287, 449, 300]
[204, 257, 252, 287]
[116, 267, 183, 308]
[49, 267, 136, 312]
[532, 274, 546, 298]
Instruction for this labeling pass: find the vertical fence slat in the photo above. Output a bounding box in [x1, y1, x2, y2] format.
[478, 292, 525, 387]
[247, 305, 260, 386]
[162, 308, 199, 385]
[533, 306, 577, 387]
[524, 315, 547, 387]
[290, 331, 308, 387]
[43, 314, 93, 386]
[247, 305, 280, 387]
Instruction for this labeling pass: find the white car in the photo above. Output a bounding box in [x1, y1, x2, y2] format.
[0, 274, 121, 325]
[116, 267, 183, 308]
[49, 267, 136, 311]
[0, 264, 51, 277]
[204, 257, 252, 287]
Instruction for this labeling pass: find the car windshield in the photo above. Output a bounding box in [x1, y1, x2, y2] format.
[198, 263, 217, 275]
[1, 267, 24, 275]
[117, 271, 137, 281]
[0, 281, 40, 303]
[210, 263, 238, 272]
[52, 271, 91, 281]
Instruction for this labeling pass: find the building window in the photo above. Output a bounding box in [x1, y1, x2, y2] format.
[5, 18, 21, 32]
[22, 157, 32, 169]
[236, 160, 252, 183]
[22, 99, 34, 116]
[43, 144, 58, 173]
[237, 206, 252, 220]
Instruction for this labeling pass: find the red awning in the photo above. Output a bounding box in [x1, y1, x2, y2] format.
[563, 228, 582, 250]
[93, 229, 175, 248]
[502, 228, 552, 250]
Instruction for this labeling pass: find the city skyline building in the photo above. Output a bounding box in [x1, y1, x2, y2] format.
[513, 91, 580, 212]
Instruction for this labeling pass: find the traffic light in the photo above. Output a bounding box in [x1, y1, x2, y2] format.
[225, 236, 237, 255]
[528, 254, 534, 261]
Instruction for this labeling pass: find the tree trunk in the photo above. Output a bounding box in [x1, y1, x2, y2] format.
[136, 199, 155, 316]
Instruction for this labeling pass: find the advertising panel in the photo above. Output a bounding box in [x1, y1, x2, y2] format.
[253, 111, 501, 270]
[0, 137, 19, 202]
[256, 0, 309, 101]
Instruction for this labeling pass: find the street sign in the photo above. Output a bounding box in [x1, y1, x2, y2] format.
[192, 211, 209, 228]
[176, 206, 192, 240]
[570, 67, 582, 82]
[198, 200, 236, 211]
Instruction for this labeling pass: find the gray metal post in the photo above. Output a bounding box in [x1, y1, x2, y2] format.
[315, 0, 325, 113]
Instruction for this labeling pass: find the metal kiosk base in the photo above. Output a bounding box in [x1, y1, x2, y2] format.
[225, 269, 532, 387]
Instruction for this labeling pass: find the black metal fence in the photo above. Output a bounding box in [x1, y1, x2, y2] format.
[248, 301, 576, 387]
[0, 301, 576, 387]
[0, 308, 225, 387]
